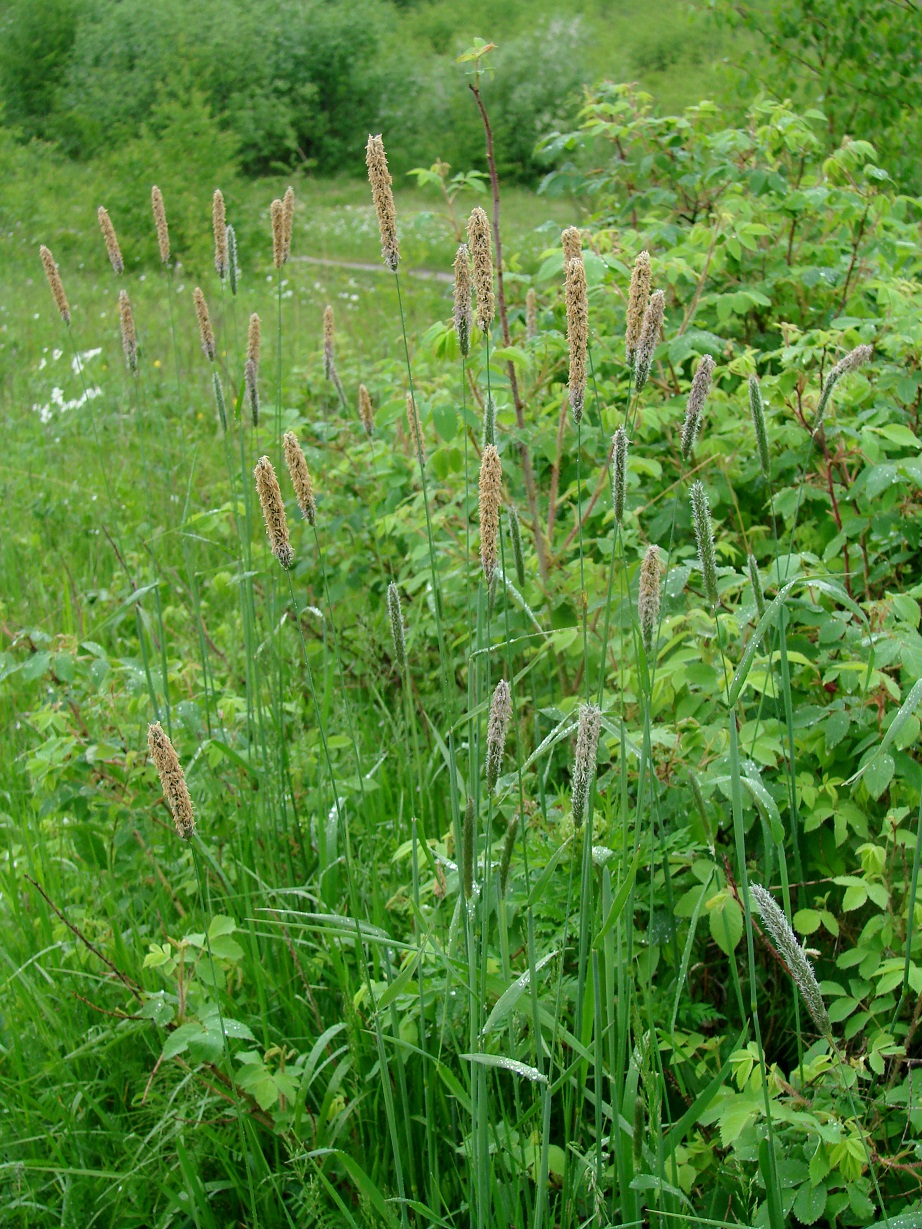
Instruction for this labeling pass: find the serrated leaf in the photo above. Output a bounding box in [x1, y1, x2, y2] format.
[793, 1181, 827, 1224]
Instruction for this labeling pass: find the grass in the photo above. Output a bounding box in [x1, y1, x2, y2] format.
[0, 93, 917, 1229]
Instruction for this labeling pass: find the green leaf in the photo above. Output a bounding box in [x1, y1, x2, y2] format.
[431, 401, 457, 442]
[526, 838, 573, 908]
[482, 950, 558, 1035]
[794, 908, 821, 935]
[162, 1022, 204, 1059]
[793, 1180, 827, 1225]
[708, 890, 743, 955]
[593, 840, 645, 948]
[461, 1053, 547, 1082]
[848, 677, 922, 786]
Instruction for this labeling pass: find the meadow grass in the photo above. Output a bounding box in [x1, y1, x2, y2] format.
[0, 95, 915, 1229]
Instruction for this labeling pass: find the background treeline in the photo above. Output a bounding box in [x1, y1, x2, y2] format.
[1, 0, 919, 193]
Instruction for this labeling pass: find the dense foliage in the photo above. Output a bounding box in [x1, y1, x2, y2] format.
[2, 65, 922, 1228]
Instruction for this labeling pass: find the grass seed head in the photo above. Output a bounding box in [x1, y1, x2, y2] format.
[525, 287, 538, 340]
[386, 582, 406, 673]
[254, 455, 293, 569]
[813, 343, 873, 432]
[565, 256, 588, 425]
[571, 702, 602, 828]
[507, 504, 526, 587]
[247, 312, 261, 365]
[680, 354, 717, 462]
[212, 370, 227, 432]
[227, 224, 238, 295]
[366, 135, 399, 272]
[638, 544, 661, 657]
[283, 430, 317, 526]
[193, 287, 215, 362]
[749, 374, 770, 477]
[751, 883, 831, 1037]
[690, 480, 719, 607]
[118, 289, 138, 372]
[625, 250, 652, 363]
[282, 185, 295, 261]
[358, 384, 374, 436]
[323, 305, 335, 380]
[97, 207, 124, 275]
[485, 679, 512, 793]
[462, 797, 475, 901]
[406, 392, 425, 463]
[478, 444, 502, 582]
[244, 359, 260, 427]
[612, 427, 629, 524]
[561, 226, 582, 263]
[212, 188, 228, 278]
[147, 722, 195, 840]
[453, 243, 473, 358]
[467, 206, 495, 332]
[39, 245, 70, 325]
[270, 198, 284, 269]
[151, 185, 170, 264]
[634, 288, 664, 393]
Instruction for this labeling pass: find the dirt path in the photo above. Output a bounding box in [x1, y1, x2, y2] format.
[293, 255, 452, 283]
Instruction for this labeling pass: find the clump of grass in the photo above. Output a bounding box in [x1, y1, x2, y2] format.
[97, 207, 124, 275]
[387, 582, 406, 673]
[749, 374, 770, 477]
[254, 455, 293, 570]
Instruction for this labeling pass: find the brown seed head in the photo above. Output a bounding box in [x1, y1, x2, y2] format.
[283, 431, 317, 526]
[565, 256, 588, 425]
[39, 245, 70, 325]
[680, 354, 717, 462]
[151, 186, 170, 264]
[147, 721, 195, 840]
[571, 702, 602, 827]
[526, 287, 538, 340]
[247, 312, 261, 366]
[366, 134, 400, 272]
[638, 544, 661, 656]
[406, 392, 425, 463]
[282, 185, 295, 262]
[97, 207, 124, 275]
[453, 243, 473, 358]
[562, 226, 582, 263]
[485, 678, 512, 793]
[478, 444, 502, 582]
[118, 289, 138, 372]
[212, 189, 228, 278]
[270, 198, 284, 270]
[625, 250, 651, 363]
[358, 384, 375, 436]
[467, 207, 495, 333]
[193, 287, 215, 362]
[254, 456, 293, 569]
[323, 305, 335, 380]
